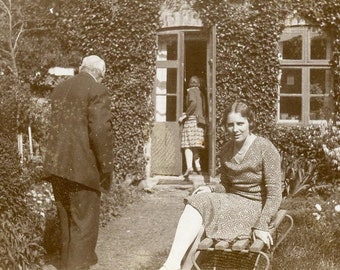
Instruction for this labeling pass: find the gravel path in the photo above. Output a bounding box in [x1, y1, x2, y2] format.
[92, 187, 191, 270]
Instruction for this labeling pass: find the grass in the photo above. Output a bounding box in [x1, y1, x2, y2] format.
[137, 192, 340, 270]
[272, 192, 340, 270]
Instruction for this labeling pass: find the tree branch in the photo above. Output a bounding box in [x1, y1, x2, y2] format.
[13, 22, 23, 51]
[0, 0, 10, 15]
[0, 48, 11, 57]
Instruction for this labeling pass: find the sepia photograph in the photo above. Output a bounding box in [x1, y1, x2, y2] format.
[0, 0, 339, 269]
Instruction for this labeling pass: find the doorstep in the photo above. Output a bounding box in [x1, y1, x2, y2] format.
[144, 174, 206, 191]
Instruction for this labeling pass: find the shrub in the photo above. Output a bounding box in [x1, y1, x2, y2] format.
[266, 123, 339, 197]
[0, 134, 45, 269]
[0, 76, 17, 137]
[281, 156, 319, 197]
[321, 120, 340, 178]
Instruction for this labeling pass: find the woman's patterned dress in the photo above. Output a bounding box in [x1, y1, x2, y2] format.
[181, 115, 205, 149]
[186, 136, 282, 240]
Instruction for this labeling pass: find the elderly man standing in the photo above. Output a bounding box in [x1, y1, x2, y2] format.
[44, 55, 114, 270]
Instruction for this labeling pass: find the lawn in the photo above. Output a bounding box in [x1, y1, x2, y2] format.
[272, 192, 340, 270]
[137, 191, 340, 270]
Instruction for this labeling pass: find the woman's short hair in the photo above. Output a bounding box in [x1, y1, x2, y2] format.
[222, 100, 256, 131]
[188, 76, 201, 88]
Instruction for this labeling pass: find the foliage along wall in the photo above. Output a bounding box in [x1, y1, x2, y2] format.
[192, 0, 340, 148]
[22, 0, 339, 181]
[53, 0, 162, 182]
[198, 1, 285, 147]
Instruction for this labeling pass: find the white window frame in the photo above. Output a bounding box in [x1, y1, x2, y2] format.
[278, 25, 333, 125]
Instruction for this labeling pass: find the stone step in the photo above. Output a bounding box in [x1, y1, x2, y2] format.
[141, 174, 208, 191]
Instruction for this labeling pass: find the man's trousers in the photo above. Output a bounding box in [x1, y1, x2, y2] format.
[51, 176, 101, 270]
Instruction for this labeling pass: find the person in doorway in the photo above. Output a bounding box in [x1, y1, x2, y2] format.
[178, 75, 206, 178]
[160, 100, 282, 270]
[43, 55, 114, 270]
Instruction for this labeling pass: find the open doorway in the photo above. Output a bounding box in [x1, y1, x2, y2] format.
[183, 33, 209, 174]
[151, 28, 215, 178]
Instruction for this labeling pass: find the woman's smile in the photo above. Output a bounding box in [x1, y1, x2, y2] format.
[227, 112, 250, 143]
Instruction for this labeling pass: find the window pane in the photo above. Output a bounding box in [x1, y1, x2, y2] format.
[155, 68, 177, 122]
[280, 33, 302, 60]
[310, 96, 332, 120]
[155, 96, 177, 122]
[155, 68, 177, 95]
[167, 69, 177, 94]
[310, 69, 330, 95]
[280, 69, 302, 94]
[155, 68, 167, 95]
[155, 95, 166, 122]
[310, 34, 327, 59]
[157, 34, 177, 61]
[280, 97, 301, 120]
[166, 96, 177, 121]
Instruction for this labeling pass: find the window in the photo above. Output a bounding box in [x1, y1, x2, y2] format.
[155, 33, 179, 122]
[278, 26, 333, 124]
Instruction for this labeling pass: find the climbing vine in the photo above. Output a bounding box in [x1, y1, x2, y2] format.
[193, 0, 339, 149]
[10, 0, 340, 181]
[44, 0, 162, 182]
[1, 1, 338, 267]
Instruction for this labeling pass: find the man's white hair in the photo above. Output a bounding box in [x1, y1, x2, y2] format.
[79, 55, 106, 80]
[80, 55, 105, 71]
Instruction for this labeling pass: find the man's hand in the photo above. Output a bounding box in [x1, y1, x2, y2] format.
[100, 172, 113, 193]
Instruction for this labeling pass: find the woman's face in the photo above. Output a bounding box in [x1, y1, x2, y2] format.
[226, 112, 250, 143]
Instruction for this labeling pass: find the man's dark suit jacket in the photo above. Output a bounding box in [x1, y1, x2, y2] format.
[44, 72, 114, 192]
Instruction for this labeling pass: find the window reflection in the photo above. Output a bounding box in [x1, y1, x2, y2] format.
[281, 69, 302, 94]
[155, 67, 177, 122]
[310, 96, 332, 120]
[166, 96, 177, 121]
[310, 69, 329, 95]
[155, 95, 166, 122]
[157, 35, 177, 61]
[311, 34, 327, 59]
[280, 97, 301, 120]
[280, 34, 302, 60]
[167, 69, 177, 94]
[155, 68, 177, 95]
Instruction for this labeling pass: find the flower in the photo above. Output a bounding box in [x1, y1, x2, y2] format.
[315, 204, 322, 211]
[312, 212, 321, 220]
[335, 205, 340, 213]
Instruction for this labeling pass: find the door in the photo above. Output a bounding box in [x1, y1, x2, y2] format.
[151, 32, 184, 176]
[183, 31, 208, 173]
[207, 26, 217, 178]
[151, 29, 215, 177]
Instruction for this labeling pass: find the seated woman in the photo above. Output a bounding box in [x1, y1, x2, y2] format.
[160, 100, 282, 270]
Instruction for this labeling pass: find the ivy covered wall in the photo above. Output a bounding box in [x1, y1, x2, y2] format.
[193, 0, 287, 148]
[28, 0, 339, 181]
[193, 0, 340, 148]
[52, 0, 162, 182]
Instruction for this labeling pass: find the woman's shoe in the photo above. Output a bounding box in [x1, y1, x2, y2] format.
[183, 168, 193, 178]
[195, 166, 202, 175]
